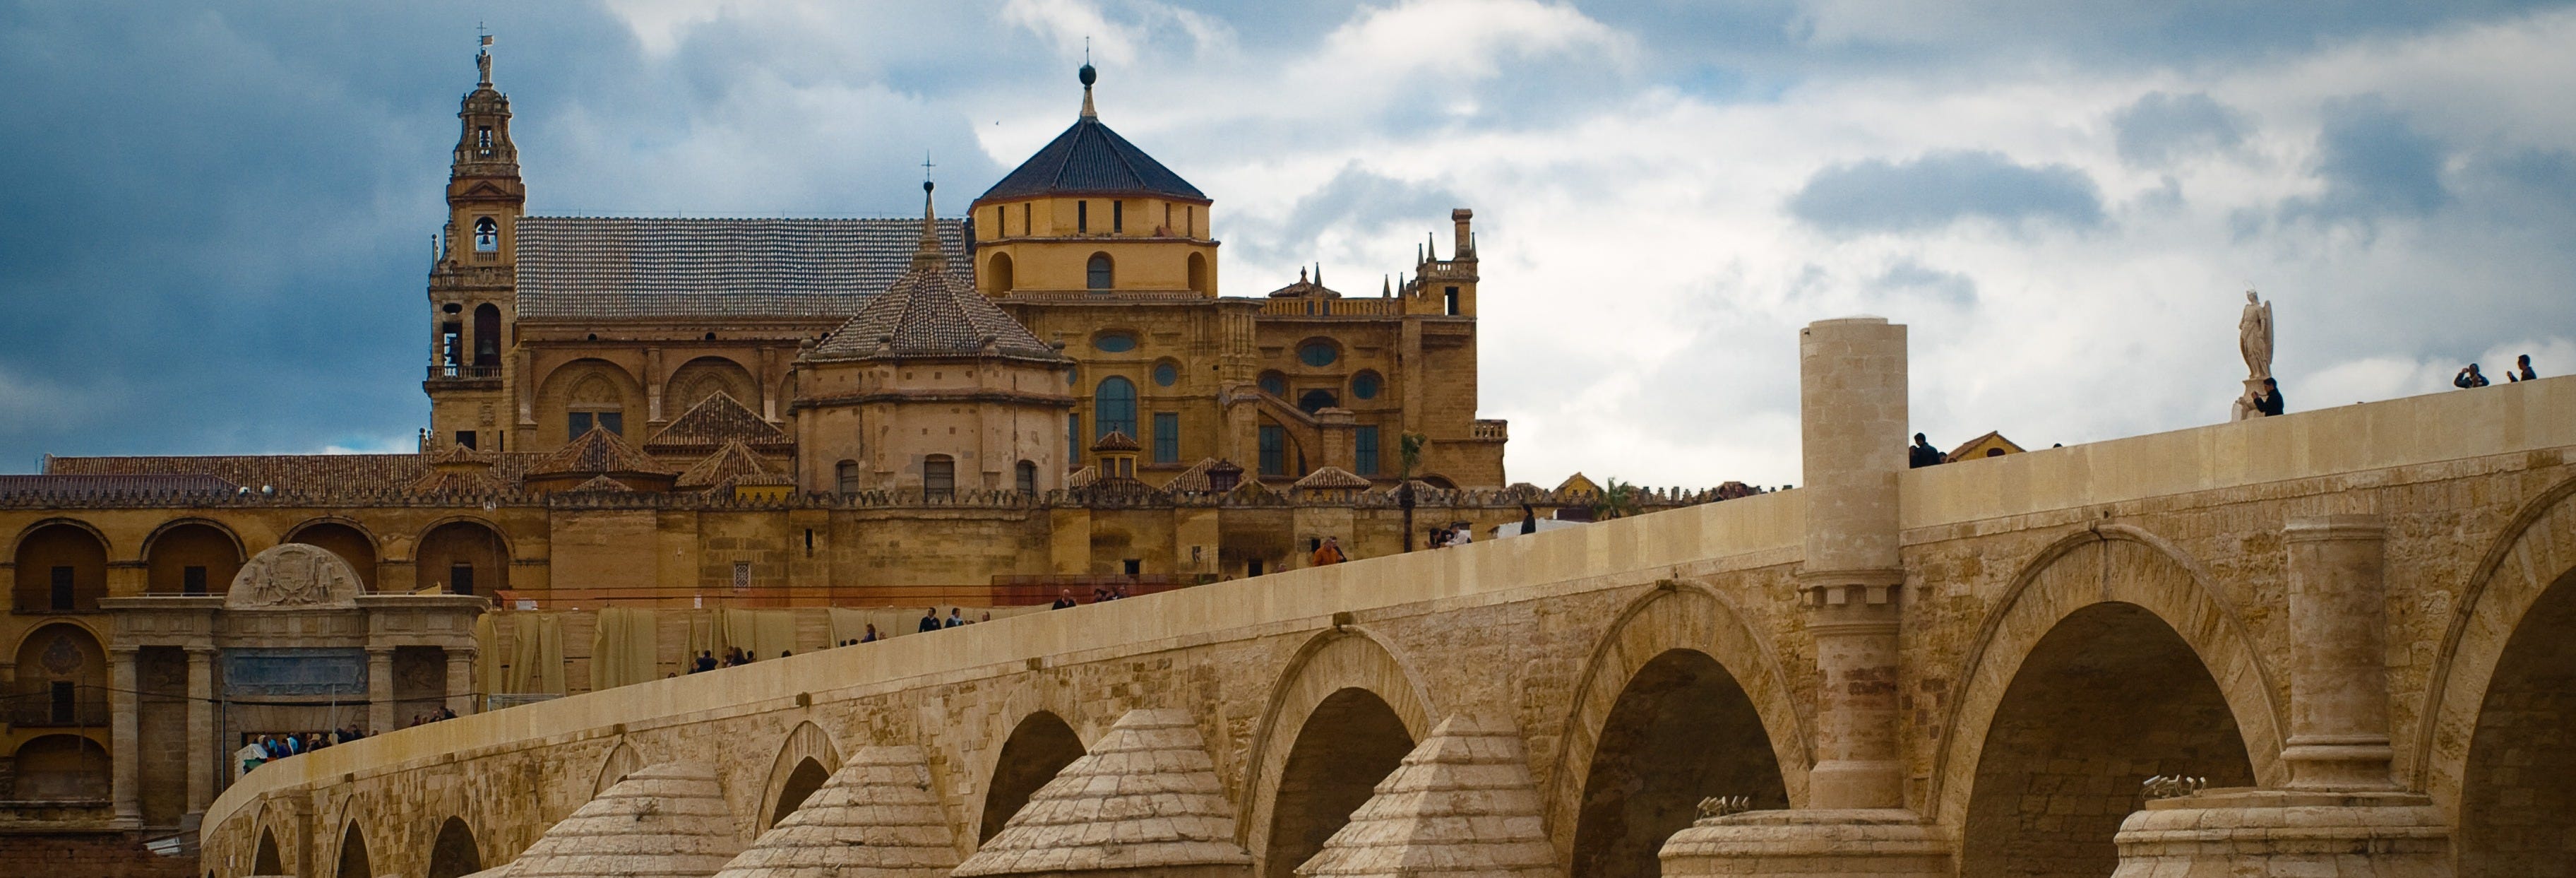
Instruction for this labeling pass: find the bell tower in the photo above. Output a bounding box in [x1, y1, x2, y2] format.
[424, 32, 525, 452]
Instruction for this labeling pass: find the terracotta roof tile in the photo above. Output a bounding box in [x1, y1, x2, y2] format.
[1292, 466, 1372, 490]
[645, 392, 791, 455]
[44, 453, 539, 492]
[530, 427, 674, 478]
[802, 209, 1061, 364]
[674, 440, 774, 490]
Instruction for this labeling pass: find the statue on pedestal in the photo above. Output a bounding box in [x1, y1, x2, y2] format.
[2232, 290, 2278, 421]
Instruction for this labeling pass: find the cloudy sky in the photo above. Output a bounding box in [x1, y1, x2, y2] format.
[4, 1, 2572, 486]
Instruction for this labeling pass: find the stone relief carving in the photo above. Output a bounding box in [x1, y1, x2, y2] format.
[225, 543, 363, 609]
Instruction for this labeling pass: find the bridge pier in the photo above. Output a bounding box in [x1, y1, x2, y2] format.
[1662, 317, 1950, 876]
[2113, 515, 2452, 876]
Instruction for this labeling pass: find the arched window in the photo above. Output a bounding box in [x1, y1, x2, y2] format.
[1298, 389, 1340, 414]
[1258, 371, 1287, 398]
[1095, 376, 1138, 439]
[1187, 252, 1208, 294]
[835, 460, 860, 496]
[472, 304, 501, 367]
[1351, 370, 1383, 400]
[986, 252, 1014, 294]
[1087, 254, 1113, 290]
[472, 217, 498, 252]
[1015, 461, 1038, 494]
[923, 456, 955, 499]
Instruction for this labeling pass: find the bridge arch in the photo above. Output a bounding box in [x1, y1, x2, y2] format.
[1242, 625, 1438, 878]
[1936, 526, 2277, 874]
[252, 824, 286, 877]
[592, 740, 645, 798]
[1549, 581, 1806, 878]
[758, 720, 841, 829]
[979, 708, 1086, 845]
[332, 818, 372, 878]
[424, 815, 479, 878]
[2417, 475, 2576, 870]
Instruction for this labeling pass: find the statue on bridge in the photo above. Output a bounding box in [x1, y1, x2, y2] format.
[2232, 290, 2279, 421]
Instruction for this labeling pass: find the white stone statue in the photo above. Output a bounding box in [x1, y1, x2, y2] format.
[2238, 289, 2272, 382]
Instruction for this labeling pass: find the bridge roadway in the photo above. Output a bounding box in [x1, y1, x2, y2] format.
[203, 364, 2576, 877]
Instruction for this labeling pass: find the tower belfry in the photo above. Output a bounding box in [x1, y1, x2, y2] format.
[425, 30, 526, 453]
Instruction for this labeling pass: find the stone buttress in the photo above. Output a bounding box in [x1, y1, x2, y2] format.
[480, 761, 744, 878]
[951, 708, 1253, 878]
[1292, 713, 1556, 878]
[712, 745, 962, 878]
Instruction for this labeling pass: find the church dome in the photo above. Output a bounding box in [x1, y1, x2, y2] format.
[976, 65, 1205, 204]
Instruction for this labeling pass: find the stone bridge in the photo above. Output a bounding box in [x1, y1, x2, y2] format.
[203, 320, 2576, 877]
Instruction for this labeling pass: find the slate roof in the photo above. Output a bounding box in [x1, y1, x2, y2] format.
[515, 217, 970, 321]
[803, 210, 1063, 364]
[644, 392, 792, 455]
[977, 116, 1205, 203]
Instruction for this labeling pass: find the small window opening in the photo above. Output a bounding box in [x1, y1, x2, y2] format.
[1248, 558, 1264, 577]
[1112, 201, 1123, 234]
[804, 528, 814, 556]
[183, 566, 208, 595]
[1078, 201, 1089, 233]
[1016, 460, 1038, 494]
[1444, 285, 1460, 315]
[1087, 254, 1113, 290]
[1123, 559, 1141, 576]
[455, 430, 476, 450]
[924, 456, 956, 499]
[473, 217, 499, 252]
[50, 566, 73, 611]
[51, 681, 76, 723]
[476, 125, 494, 153]
[449, 563, 474, 595]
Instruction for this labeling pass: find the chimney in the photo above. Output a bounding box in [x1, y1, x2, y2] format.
[1452, 208, 1474, 257]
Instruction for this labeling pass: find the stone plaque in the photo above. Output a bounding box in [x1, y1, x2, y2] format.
[223, 648, 367, 696]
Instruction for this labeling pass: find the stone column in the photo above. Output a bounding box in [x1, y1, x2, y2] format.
[1663, 317, 1948, 877]
[645, 346, 665, 422]
[186, 647, 216, 815]
[2113, 514, 2450, 876]
[109, 646, 141, 829]
[446, 646, 477, 716]
[366, 647, 395, 735]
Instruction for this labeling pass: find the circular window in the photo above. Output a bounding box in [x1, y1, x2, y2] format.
[1258, 372, 1287, 397]
[1297, 341, 1338, 367]
[1095, 333, 1137, 353]
[1351, 370, 1382, 400]
[1153, 362, 1179, 388]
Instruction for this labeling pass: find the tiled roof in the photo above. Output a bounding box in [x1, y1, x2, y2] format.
[1293, 466, 1373, 490]
[977, 114, 1205, 203]
[643, 392, 791, 454]
[1161, 457, 1220, 492]
[0, 474, 242, 498]
[674, 440, 773, 490]
[566, 474, 636, 493]
[529, 427, 674, 478]
[803, 213, 1062, 364]
[45, 453, 539, 492]
[1090, 430, 1139, 453]
[515, 217, 970, 321]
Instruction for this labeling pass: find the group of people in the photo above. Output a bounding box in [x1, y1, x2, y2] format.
[2456, 355, 2541, 388]
[407, 706, 459, 727]
[1424, 522, 1477, 549]
[689, 647, 789, 673]
[235, 725, 372, 776]
[919, 607, 997, 631]
[1047, 586, 1128, 608]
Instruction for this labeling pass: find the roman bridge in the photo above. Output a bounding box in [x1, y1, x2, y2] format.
[202, 320, 2576, 877]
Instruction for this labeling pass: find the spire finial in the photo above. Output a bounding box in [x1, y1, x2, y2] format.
[1078, 49, 1098, 119]
[476, 25, 494, 87]
[912, 172, 944, 271]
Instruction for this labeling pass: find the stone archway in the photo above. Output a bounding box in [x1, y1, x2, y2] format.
[2419, 475, 2576, 819]
[334, 820, 371, 878]
[424, 815, 479, 878]
[980, 711, 1084, 844]
[1933, 527, 2285, 831]
[1959, 602, 2255, 876]
[2455, 564, 2576, 873]
[254, 826, 285, 876]
[1241, 627, 1438, 876]
[287, 520, 379, 592]
[144, 519, 243, 595]
[1262, 687, 1416, 878]
[1569, 649, 1785, 878]
[11, 520, 108, 612]
[415, 519, 509, 595]
[592, 741, 643, 799]
[1546, 581, 1808, 874]
[758, 720, 840, 829]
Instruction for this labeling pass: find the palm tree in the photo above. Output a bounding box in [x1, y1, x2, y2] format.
[1592, 477, 1642, 521]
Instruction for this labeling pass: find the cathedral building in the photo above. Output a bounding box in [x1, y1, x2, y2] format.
[0, 42, 1743, 847]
